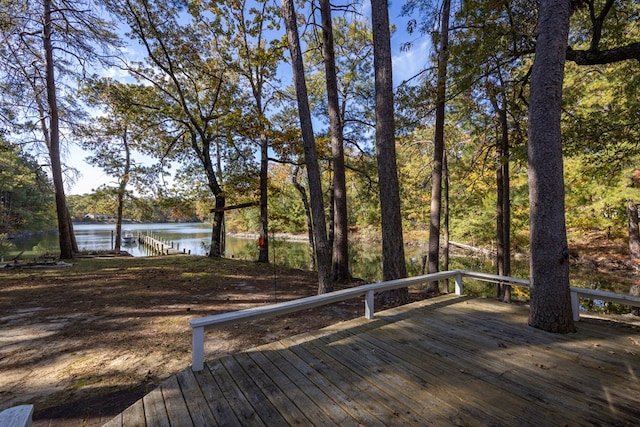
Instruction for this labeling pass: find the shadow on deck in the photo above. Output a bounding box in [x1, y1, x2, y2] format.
[103, 294, 640, 426]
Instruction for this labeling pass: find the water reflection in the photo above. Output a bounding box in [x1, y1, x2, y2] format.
[7, 223, 631, 297]
[10, 223, 214, 257]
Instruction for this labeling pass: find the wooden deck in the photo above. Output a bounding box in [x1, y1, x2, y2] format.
[103, 294, 640, 426]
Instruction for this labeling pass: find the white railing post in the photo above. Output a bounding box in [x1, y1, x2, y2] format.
[455, 272, 463, 295]
[570, 290, 580, 322]
[365, 290, 375, 319]
[192, 326, 205, 372]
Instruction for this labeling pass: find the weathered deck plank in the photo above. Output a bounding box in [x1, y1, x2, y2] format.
[103, 295, 640, 426]
[175, 368, 217, 427]
[232, 351, 312, 425]
[121, 399, 145, 426]
[207, 358, 266, 425]
[244, 348, 339, 424]
[160, 375, 192, 425]
[192, 362, 241, 427]
[141, 385, 169, 427]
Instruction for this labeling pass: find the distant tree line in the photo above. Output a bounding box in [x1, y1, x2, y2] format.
[67, 190, 202, 224]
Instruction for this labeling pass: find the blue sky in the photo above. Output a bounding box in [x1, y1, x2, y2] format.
[67, 0, 432, 195]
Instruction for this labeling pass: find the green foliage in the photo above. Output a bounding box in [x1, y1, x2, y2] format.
[0, 233, 15, 258]
[5, 0, 632, 262]
[0, 140, 56, 233]
[265, 164, 308, 233]
[67, 190, 201, 223]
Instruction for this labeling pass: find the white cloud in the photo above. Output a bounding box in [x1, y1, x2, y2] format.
[392, 38, 431, 86]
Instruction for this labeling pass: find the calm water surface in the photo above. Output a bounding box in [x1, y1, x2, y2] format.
[12, 223, 214, 257]
[9, 223, 631, 297]
[10, 222, 517, 284]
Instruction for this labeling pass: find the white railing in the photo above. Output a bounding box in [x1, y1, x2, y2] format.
[189, 269, 640, 371]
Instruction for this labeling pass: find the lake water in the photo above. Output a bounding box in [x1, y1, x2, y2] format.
[10, 223, 212, 257]
[9, 222, 509, 283]
[7, 223, 635, 314]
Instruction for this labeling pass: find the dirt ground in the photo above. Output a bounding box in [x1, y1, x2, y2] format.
[1, 231, 637, 426]
[0, 255, 420, 426]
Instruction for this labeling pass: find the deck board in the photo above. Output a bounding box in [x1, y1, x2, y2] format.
[175, 368, 217, 427]
[160, 375, 193, 426]
[142, 386, 169, 427]
[103, 294, 640, 426]
[232, 351, 312, 425]
[192, 362, 241, 426]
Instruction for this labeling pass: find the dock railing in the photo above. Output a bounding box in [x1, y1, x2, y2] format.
[189, 269, 640, 371]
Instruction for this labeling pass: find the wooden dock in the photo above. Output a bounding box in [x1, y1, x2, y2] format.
[103, 294, 640, 426]
[137, 234, 184, 255]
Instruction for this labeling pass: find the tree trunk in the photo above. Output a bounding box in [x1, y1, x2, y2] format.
[44, 0, 73, 259]
[258, 131, 269, 263]
[628, 201, 640, 316]
[293, 166, 315, 271]
[282, 0, 332, 294]
[502, 136, 511, 303]
[627, 201, 640, 261]
[114, 128, 131, 254]
[319, 0, 350, 282]
[67, 210, 78, 253]
[442, 151, 449, 293]
[496, 145, 504, 297]
[115, 189, 123, 253]
[492, 96, 511, 303]
[426, 0, 451, 294]
[527, 0, 575, 333]
[209, 195, 225, 257]
[371, 0, 408, 304]
[195, 135, 226, 258]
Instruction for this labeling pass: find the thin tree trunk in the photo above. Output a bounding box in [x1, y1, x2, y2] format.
[426, 0, 451, 294]
[497, 141, 504, 297]
[293, 166, 315, 271]
[371, 0, 408, 304]
[198, 136, 225, 258]
[442, 151, 449, 293]
[258, 131, 269, 262]
[627, 201, 640, 316]
[319, 0, 350, 282]
[328, 180, 334, 259]
[44, 0, 73, 259]
[115, 128, 131, 253]
[67, 210, 78, 253]
[502, 121, 511, 303]
[527, 0, 574, 333]
[628, 201, 640, 261]
[282, 0, 332, 294]
[492, 99, 511, 303]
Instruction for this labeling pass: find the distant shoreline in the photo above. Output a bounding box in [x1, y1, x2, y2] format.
[229, 232, 310, 242]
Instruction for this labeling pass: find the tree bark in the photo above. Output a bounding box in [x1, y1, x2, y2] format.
[44, 0, 73, 259]
[282, 0, 332, 294]
[293, 166, 315, 271]
[198, 136, 225, 258]
[258, 131, 269, 262]
[566, 43, 640, 65]
[627, 201, 640, 261]
[115, 127, 131, 253]
[371, 0, 408, 304]
[527, 0, 575, 333]
[426, 0, 451, 294]
[491, 91, 511, 303]
[210, 195, 225, 257]
[627, 200, 640, 316]
[442, 151, 450, 293]
[319, 0, 350, 283]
